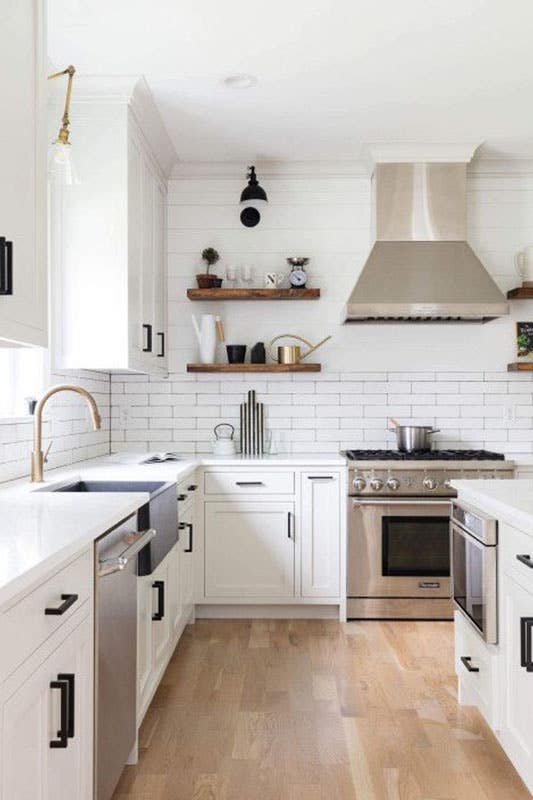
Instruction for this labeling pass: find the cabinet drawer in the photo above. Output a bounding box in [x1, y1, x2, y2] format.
[177, 476, 198, 511]
[500, 522, 533, 590]
[204, 471, 295, 495]
[0, 548, 93, 678]
[454, 610, 498, 726]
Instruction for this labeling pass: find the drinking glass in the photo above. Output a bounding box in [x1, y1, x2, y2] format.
[225, 265, 238, 288]
[240, 264, 254, 287]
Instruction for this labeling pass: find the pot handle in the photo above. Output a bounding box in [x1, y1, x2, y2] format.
[429, 428, 440, 434]
[214, 423, 235, 440]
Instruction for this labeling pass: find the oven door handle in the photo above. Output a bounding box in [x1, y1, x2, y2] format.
[351, 499, 451, 507]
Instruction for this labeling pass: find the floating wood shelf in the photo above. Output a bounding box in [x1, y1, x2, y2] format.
[507, 286, 533, 299]
[187, 363, 322, 373]
[508, 362, 533, 372]
[187, 288, 320, 301]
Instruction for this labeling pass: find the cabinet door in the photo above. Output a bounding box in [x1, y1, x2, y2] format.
[0, 0, 46, 346]
[0, 614, 93, 800]
[152, 174, 167, 372]
[151, 559, 171, 672]
[205, 502, 295, 598]
[180, 505, 195, 621]
[127, 127, 146, 371]
[301, 473, 341, 598]
[500, 572, 533, 793]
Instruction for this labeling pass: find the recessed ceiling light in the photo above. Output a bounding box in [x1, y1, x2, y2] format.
[223, 73, 257, 89]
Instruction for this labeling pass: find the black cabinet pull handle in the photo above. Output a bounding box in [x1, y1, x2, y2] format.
[287, 512, 292, 540]
[187, 484, 197, 491]
[152, 580, 165, 620]
[45, 593, 78, 616]
[236, 481, 265, 487]
[49, 678, 69, 748]
[58, 673, 75, 738]
[460, 656, 479, 673]
[517, 554, 533, 569]
[184, 522, 193, 553]
[178, 493, 187, 501]
[520, 617, 533, 672]
[0, 237, 13, 295]
[157, 331, 165, 357]
[142, 323, 153, 353]
[307, 476, 334, 480]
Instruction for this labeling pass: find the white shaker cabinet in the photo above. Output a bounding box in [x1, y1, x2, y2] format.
[0, 0, 47, 346]
[0, 612, 93, 800]
[499, 571, 533, 792]
[301, 472, 341, 598]
[204, 502, 295, 598]
[137, 558, 172, 722]
[51, 77, 174, 374]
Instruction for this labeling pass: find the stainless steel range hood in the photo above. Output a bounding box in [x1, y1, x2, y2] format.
[344, 162, 508, 322]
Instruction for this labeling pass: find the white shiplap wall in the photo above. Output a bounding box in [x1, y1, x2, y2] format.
[0, 370, 111, 483]
[111, 160, 533, 455]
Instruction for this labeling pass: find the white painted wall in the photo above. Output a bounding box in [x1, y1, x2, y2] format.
[108, 159, 533, 455]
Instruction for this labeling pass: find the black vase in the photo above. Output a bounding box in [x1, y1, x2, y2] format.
[251, 342, 266, 363]
[226, 344, 247, 364]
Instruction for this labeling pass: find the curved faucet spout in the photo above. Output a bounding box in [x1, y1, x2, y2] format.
[31, 384, 102, 482]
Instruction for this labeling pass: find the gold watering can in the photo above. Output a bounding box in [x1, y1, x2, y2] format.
[268, 334, 331, 365]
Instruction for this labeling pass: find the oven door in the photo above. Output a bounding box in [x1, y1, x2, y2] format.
[348, 498, 451, 598]
[451, 521, 498, 643]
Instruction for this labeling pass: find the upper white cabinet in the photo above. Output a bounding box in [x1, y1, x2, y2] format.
[51, 77, 175, 374]
[0, 0, 47, 346]
[301, 472, 341, 598]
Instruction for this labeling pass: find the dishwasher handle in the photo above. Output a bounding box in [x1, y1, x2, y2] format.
[98, 528, 156, 578]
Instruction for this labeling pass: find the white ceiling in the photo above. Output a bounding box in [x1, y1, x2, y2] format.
[48, 0, 533, 162]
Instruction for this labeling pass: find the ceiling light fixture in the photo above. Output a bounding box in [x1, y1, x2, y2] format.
[223, 73, 257, 89]
[47, 64, 78, 185]
[239, 165, 268, 227]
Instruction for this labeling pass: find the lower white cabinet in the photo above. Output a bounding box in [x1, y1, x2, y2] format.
[204, 502, 295, 598]
[0, 612, 93, 800]
[499, 571, 533, 792]
[301, 472, 341, 598]
[179, 501, 195, 621]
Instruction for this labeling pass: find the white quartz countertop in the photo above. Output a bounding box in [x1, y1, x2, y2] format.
[0, 451, 346, 607]
[451, 479, 533, 536]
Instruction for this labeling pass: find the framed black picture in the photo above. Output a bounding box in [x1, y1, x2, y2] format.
[516, 321, 533, 358]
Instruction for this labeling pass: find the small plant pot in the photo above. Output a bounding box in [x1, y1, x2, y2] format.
[196, 273, 217, 289]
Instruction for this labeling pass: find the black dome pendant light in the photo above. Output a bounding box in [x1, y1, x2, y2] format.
[240, 165, 268, 227]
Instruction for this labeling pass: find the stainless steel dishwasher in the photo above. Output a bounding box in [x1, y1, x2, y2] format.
[95, 517, 155, 800]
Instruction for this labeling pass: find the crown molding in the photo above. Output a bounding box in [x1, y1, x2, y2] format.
[170, 160, 368, 180]
[360, 142, 483, 172]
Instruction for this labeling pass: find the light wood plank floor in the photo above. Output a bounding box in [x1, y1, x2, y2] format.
[113, 620, 531, 800]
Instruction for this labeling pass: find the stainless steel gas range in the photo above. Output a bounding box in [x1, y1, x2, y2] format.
[345, 449, 514, 620]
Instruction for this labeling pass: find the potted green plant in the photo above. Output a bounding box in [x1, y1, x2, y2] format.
[197, 247, 221, 288]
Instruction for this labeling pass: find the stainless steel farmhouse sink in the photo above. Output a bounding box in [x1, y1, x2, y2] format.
[39, 479, 178, 575]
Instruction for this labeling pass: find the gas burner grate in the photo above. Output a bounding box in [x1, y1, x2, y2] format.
[343, 449, 506, 461]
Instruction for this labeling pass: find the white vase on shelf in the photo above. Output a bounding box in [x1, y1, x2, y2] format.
[191, 314, 217, 364]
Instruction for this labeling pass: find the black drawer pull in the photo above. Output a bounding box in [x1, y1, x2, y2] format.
[157, 331, 165, 357]
[45, 593, 78, 616]
[152, 580, 165, 620]
[142, 323, 153, 353]
[178, 493, 187, 501]
[517, 554, 533, 569]
[520, 617, 533, 672]
[58, 673, 75, 738]
[236, 481, 265, 487]
[460, 656, 479, 673]
[187, 484, 197, 491]
[49, 678, 69, 748]
[0, 237, 13, 295]
[307, 476, 334, 480]
[184, 522, 193, 553]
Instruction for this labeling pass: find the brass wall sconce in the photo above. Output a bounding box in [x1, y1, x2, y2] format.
[47, 65, 77, 184]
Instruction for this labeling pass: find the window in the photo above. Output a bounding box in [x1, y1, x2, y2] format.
[0, 348, 47, 418]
